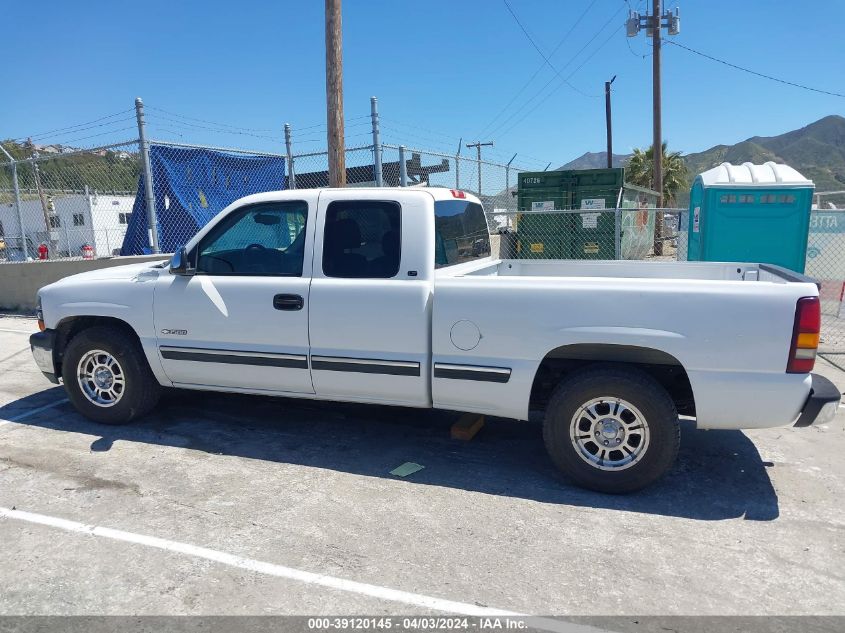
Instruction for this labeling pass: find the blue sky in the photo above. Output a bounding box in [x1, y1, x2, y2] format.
[2, 0, 843, 170]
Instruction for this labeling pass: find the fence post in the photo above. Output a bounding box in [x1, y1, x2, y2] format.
[614, 187, 623, 259]
[64, 221, 71, 257]
[399, 145, 408, 187]
[0, 145, 28, 259]
[370, 97, 383, 187]
[284, 123, 297, 190]
[134, 97, 160, 253]
[455, 138, 462, 189]
[12, 162, 28, 259]
[505, 153, 517, 197]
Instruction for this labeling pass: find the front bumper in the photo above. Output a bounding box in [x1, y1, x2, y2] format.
[795, 373, 841, 427]
[29, 329, 59, 384]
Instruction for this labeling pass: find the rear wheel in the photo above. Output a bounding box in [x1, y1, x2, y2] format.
[543, 366, 680, 493]
[62, 325, 161, 425]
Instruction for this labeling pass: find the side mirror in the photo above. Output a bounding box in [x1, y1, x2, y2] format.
[169, 246, 195, 276]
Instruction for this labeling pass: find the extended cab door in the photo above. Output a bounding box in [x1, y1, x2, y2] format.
[308, 190, 434, 407]
[153, 196, 315, 394]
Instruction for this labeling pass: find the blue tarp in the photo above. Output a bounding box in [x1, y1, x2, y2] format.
[121, 144, 286, 255]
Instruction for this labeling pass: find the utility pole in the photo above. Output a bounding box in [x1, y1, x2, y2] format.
[325, 0, 346, 187]
[627, 2, 679, 253]
[651, 0, 662, 211]
[605, 76, 616, 169]
[466, 141, 493, 195]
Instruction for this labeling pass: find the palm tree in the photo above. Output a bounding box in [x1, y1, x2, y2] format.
[625, 142, 689, 206]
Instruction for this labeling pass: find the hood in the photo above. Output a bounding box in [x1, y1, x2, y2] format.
[51, 260, 169, 286]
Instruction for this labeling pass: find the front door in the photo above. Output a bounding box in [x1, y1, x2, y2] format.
[154, 199, 314, 394]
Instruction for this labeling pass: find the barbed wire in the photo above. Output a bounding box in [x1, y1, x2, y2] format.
[146, 106, 276, 133]
[13, 109, 136, 143]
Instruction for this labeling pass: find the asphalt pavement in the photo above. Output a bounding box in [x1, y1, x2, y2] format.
[1, 314, 843, 626]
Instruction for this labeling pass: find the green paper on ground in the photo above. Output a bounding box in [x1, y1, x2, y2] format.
[390, 462, 424, 477]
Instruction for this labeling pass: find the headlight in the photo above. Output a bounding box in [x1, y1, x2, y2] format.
[36, 295, 45, 331]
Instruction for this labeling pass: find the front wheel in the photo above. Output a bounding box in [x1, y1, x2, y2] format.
[543, 366, 680, 493]
[62, 325, 161, 425]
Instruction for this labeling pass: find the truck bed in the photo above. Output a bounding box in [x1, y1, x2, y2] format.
[432, 257, 819, 428]
[440, 258, 815, 285]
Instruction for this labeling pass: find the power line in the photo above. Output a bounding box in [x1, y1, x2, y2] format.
[665, 40, 845, 98]
[501, 0, 598, 99]
[487, 8, 624, 140]
[478, 0, 599, 138]
[496, 23, 625, 140]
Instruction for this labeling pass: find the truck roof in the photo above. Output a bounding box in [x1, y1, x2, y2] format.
[227, 187, 482, 207]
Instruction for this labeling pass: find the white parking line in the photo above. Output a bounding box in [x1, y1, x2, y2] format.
[0, 398, 68, 427]
[0, 328, 35, 334]
[0, 506, 601, 632]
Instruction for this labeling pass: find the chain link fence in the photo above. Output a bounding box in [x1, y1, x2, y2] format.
[805, 208, 845, 353]
[0, 141, 140, 260]
[487, 208, 683, 261]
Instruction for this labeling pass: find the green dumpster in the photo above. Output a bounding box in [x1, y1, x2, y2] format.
[515, 168, 657, 260]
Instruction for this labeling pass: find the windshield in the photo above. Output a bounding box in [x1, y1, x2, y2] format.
[434, 200, 491, 268]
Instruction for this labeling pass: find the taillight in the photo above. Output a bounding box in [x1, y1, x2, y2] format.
[787, 297, 820, 373]
[450, 189, 466, 199]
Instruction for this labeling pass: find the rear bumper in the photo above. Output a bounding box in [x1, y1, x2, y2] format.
[29, 329, 59, 384]
[795, 373, 841, 427]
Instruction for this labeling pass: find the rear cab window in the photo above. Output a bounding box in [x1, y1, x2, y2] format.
[434, 199, 491, 268]
[322, 200, 401, 278]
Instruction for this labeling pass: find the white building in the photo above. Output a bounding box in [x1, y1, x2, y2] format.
[0, 190, 136, 259]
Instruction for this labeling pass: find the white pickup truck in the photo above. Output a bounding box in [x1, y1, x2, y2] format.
[30, 187, 840, 493]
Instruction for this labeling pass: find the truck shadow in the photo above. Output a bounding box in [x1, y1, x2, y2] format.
[3, 387, 779, 521]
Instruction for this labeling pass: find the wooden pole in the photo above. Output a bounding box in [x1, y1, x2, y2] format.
[325, 0, 346, 187]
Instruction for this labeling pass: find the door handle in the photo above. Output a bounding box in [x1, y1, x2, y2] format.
[273, 294, 304, 311]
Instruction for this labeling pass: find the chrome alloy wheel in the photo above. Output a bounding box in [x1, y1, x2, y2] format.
[77, 349, 125, 407]
[569, 397, 650, 471]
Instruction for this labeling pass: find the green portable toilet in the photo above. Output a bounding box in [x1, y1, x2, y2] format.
[515, 168, 657, 259]
[686, 162, 814, 272]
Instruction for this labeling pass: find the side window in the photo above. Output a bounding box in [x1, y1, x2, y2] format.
[195, 201, 308, 276]
[434, 200, 490, 268]
[322, 200, 401, 279]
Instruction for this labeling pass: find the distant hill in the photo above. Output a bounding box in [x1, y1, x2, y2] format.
[555, 116, 845, 202]
[0, 140, 141, 194]
[683, 115, 845, 195]
[557, 151, 631, 170]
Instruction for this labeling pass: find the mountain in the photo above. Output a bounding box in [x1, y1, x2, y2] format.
[557, 151, 631, 170]
[683, 115, 845, 195]
[556, 116, 845, 204]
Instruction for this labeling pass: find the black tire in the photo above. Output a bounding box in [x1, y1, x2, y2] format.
[61, 325, 161, 425]
[543, 365, 680, 494]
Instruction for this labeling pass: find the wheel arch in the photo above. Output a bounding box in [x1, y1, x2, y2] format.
[530, 343, 695, 416]
[52, 315, 143, 377]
